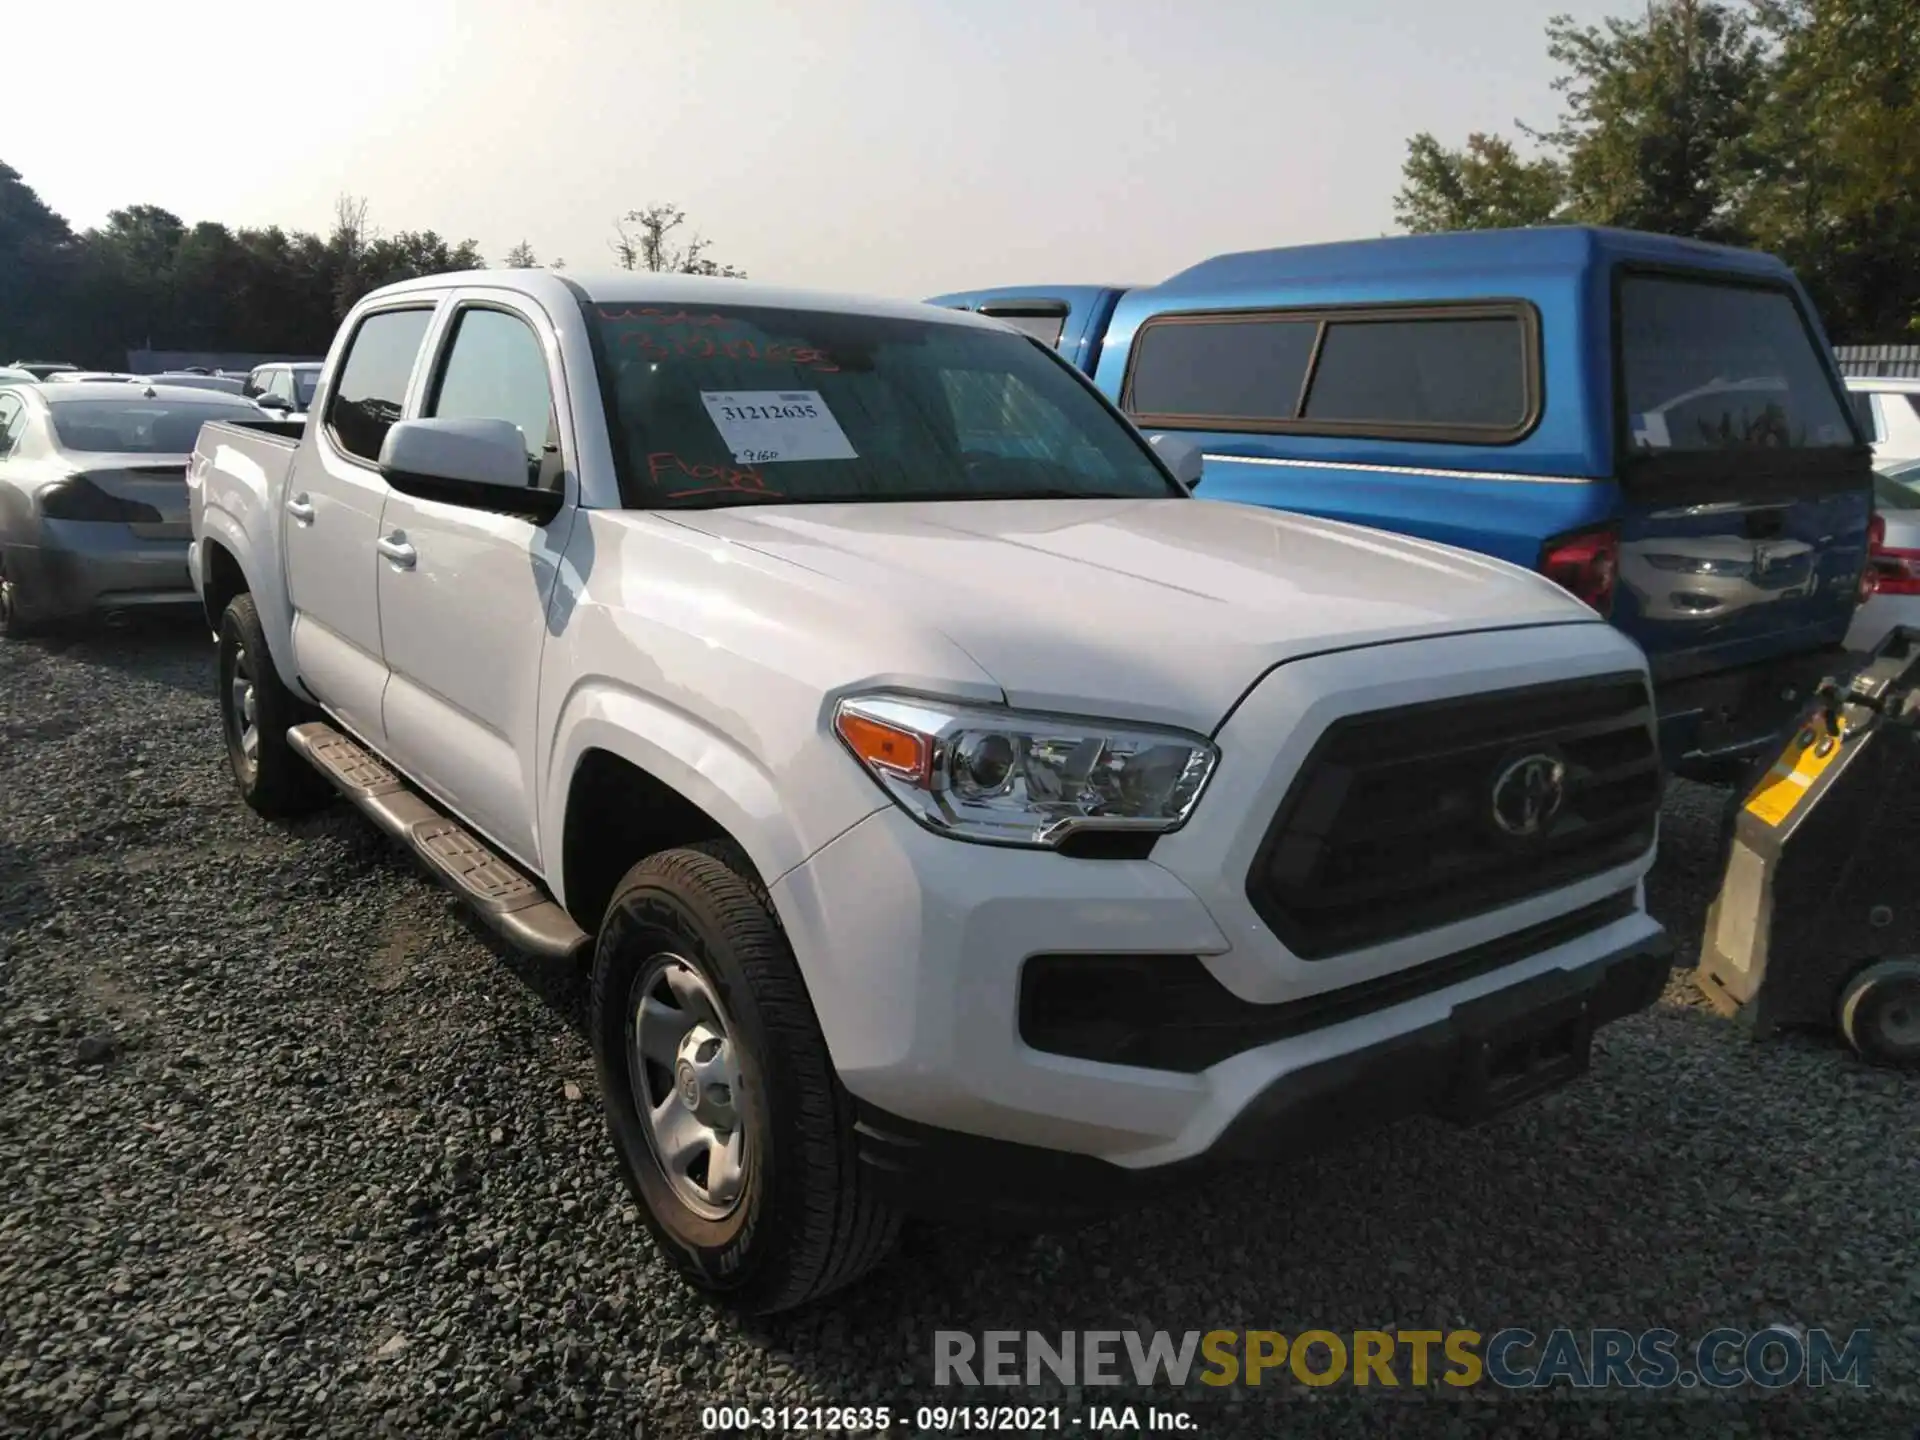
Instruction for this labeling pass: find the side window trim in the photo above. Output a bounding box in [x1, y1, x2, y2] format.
[320, 300, 443, 470]
[1121, 298, 1543, 446]
[423, 296, 569, 494]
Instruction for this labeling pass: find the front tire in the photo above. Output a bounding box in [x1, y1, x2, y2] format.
[218, 593, 330, 819]
[591, 843, 899, 1313]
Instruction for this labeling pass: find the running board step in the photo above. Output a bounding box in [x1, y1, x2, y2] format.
[287, 722, 589, 963]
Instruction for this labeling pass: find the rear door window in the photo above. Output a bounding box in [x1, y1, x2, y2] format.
[1618, 276, 1856, 453]
[326, 307, 435, 463]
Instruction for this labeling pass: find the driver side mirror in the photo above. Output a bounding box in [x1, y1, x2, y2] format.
[255, 392, 292, 412]
[378, 417, 561, 523]
[1148, 433, 1205, 491]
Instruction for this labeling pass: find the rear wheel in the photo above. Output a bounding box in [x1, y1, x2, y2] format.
[591, 843, 899, 1313]
[218, 593, 330, 819]
[1838, 959, 1920, 1069]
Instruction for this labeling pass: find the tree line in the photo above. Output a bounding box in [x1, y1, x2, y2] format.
[0, 167, 747, 368]
[1393, 0, 1920, 342]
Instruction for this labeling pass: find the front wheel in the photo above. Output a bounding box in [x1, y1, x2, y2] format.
[1838, 959, 1920, 1069]
[591, 843, 899, 1313]
[218, 593, 330, 819]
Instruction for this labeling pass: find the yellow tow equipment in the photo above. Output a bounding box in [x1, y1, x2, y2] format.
[1697, 627, 1920, 1068]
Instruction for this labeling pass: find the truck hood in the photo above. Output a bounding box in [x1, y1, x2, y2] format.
[666, 497, 1600, 731]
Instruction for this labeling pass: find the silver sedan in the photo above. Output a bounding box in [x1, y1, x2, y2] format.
[0, 382, 267, 635]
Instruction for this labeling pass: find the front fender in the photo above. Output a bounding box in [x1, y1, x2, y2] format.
[541, 678, 887, 908]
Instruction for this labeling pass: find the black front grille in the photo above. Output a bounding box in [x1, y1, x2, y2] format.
[1248, 672, 1662, 959]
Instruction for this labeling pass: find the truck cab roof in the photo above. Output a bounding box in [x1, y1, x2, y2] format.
[358, 269, 1009, 331]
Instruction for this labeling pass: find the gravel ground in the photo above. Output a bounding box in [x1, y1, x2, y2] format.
[2, 617, 1916, 1440]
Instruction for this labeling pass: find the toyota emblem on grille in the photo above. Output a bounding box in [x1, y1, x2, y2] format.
[1491, 753, 1567, 838]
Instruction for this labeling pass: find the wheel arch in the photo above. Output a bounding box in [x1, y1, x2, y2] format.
[559, 746, 740, 935]
[546, 689, 811, 935]
[195, 509, 302, 693]
[200, 537, 248, 636]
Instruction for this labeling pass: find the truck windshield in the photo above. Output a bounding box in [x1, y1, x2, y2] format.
[48, 399, 262, 453]
[1619, 276, 1857, 455]
[587, 303, 1181, 507]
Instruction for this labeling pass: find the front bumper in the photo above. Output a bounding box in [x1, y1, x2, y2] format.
[851, 927, 1671, 1224]
[3, 523, 196, 622]
[770, 624, 1668, 1184]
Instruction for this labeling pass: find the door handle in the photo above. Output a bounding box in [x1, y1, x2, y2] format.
[286, 493, 315, 524]
[376, 532, 417, 569]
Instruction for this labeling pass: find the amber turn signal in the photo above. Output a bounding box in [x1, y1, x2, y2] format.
[834, 710, 931, 784]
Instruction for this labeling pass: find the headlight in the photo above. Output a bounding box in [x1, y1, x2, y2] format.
[833, 693, 1218, 848]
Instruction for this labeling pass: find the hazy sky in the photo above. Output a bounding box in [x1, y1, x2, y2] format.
[10, 0, 1629, 300]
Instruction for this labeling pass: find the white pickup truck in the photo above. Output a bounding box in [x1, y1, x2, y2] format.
[187, 270, 1672, 1312]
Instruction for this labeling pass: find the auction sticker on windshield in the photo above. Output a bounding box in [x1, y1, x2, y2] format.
[700, 390, 856, 465]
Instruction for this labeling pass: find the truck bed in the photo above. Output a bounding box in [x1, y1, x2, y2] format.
[212, 416, 307, 445]
[188, 417, 310, 676]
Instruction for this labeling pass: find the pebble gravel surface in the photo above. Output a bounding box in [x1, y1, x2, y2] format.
[2, 618, 1915, 1439]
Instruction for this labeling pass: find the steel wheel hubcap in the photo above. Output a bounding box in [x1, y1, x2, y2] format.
[228, 642, 259, 776]
[629, 953, 749, 1219]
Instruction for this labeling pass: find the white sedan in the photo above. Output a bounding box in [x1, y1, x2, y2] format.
[1849, 459, 1920, 654]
